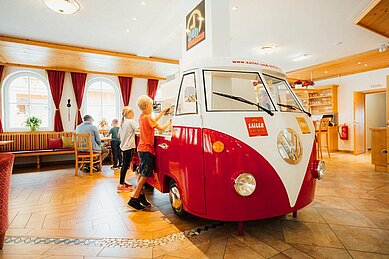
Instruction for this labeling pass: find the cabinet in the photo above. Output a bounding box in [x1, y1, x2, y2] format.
[370, 128, 387, 172]
[294, 85, 338, 115]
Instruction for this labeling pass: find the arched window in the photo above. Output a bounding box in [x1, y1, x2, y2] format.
[84, 78, 120, 127]
[2, 71, 52, 131]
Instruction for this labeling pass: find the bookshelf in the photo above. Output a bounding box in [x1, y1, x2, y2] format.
[293, 85, 338, 115]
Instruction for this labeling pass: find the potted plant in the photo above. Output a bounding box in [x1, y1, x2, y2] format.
[98, 118, 108, 129]
[25, 116, 42, 131]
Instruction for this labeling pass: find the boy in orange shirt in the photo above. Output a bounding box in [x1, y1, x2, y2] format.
[128, 95, 171, 210]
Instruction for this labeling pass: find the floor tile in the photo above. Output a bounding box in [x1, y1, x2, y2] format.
[293, 244, 352, 258]
[330, 224, 389, 254]
[231, 232, 279, 258]
[98, 247, 152, 258]
[282, 247, 313, 258]
[43, 245, 103, 256]
[282, 221, 343, 248]
[223, 236, 264, 259]
[348, 250, 389, 259]
[316, 207, 378, 228]
[166, 236, 227, 259]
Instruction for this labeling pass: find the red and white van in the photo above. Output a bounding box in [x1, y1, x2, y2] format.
[143, 58, 325, 222]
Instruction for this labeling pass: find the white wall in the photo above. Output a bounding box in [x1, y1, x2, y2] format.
[366, 92, 386, 149]
[316, 67, 389, 151]
[1, 66, 151, 132]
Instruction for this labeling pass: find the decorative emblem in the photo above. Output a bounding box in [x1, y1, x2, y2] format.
[186, 0, 205, 50]
[277, 128, 303, 164]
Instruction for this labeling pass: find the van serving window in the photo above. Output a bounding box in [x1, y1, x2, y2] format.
[203, 70, 275, 112]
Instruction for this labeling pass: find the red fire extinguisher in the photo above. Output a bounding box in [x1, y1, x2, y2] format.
[338, 123, 349, 140]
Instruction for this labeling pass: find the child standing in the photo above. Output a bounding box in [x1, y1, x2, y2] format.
[109, 119, 122, 170]
[117, 107, 138, 192]
[127, 95, 171, 210]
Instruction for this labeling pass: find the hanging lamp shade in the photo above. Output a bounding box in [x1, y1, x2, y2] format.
[42, 0, 80, 14]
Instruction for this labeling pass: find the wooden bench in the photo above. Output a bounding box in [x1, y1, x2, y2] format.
[0, 131, 75, 168]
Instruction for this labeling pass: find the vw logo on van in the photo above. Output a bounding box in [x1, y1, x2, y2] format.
[277, 128, 303, 164]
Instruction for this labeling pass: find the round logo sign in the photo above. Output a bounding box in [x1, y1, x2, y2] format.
[277, 128, 303, 164]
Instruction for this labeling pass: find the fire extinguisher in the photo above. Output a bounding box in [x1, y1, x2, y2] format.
[338, 123, 349, 140]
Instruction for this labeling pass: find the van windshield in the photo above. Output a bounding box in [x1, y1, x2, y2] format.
[204, 70, 275, 112]
[263, 74, 305, 113]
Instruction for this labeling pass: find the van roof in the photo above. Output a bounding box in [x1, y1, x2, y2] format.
[181, 57, 286, 78]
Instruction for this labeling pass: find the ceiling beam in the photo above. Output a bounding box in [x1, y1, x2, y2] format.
[0, 62, 166, 81]
[286, 48, 389, 81]
[0, 35, 179, 65]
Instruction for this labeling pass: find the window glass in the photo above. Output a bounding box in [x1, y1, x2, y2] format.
[4, 73, 51, 131]
[203, 70, 275, 111]
[176, 73, 197, 115]
[85, 78, 119, 127]
[263, 74, 303, 112]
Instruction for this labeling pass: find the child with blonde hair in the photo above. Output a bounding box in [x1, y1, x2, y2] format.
[117, 106, 138, 192]
[127, 95, 171, 210]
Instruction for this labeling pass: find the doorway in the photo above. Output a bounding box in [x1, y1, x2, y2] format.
[353, 89, 386, 154]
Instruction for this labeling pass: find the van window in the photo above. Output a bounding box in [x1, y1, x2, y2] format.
[263, 74, 304, 112]
[176, 73, 198, 115]
[203, 70, 275, 112]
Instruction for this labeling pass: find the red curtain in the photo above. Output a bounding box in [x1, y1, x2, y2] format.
[47, 70, 65, 132]
[147, 79, 159, 100]
[0, 65, 4, 133]
[71, 72, 87, 128]
[118, 76, 133, 106]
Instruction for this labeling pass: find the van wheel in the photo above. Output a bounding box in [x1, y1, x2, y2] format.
[169, 181, 187, 217]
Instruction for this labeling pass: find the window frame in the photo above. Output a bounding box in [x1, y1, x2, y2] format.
[202, 69, 276, 112]
[175, 72, 199, 116]
[83, 77, 120, 124]
[262, 73, 305, 112]
[2, 71, 53, 132]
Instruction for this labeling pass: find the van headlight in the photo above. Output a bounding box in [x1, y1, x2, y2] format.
[234, 173, 256, 196]
[314, 160, 326, 180]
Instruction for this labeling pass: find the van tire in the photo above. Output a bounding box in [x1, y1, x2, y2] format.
[169, 181, 187, 217]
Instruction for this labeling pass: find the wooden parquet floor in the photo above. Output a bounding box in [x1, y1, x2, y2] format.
[1, 152, 389, 258]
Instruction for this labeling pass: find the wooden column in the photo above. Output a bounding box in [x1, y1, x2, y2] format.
[386, 75, 389, 173]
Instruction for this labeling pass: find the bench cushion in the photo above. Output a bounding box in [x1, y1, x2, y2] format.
[48, 138, 62, 149]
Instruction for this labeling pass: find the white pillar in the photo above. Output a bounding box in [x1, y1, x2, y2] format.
[181, 0, 231, 66]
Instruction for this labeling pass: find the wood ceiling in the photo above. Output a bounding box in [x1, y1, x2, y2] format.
[286, 48, 389, 82]
[287, 0, 389, 82]
[0, 36, 179, 80]
[355, 0, 389, 38]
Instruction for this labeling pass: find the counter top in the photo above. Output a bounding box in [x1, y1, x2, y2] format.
[369, 127, 386, 131]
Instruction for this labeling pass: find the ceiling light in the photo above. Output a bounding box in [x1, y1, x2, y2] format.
[292, 54, 310, 62]
[357, 62, 361, 65]
[232, 6, 238, 10]
[324, 71, 328, 74]
[257, 45, 277, 55]
[126, 29, 130, 33]
[141, 1, 146, 5]
[42, 0, 80, 14]
[132, 17, 137, 21]
[378, 42, 388, 53]
[364, 64, 368, 67]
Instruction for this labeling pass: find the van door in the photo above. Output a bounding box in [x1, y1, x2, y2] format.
[171, 71, 206, 214]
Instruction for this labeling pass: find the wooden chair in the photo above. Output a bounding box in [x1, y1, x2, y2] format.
[315, 118, 331, 159]
[74, 133, 102, 176]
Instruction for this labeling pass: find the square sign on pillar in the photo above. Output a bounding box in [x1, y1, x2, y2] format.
[186, 0, 206, 51]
